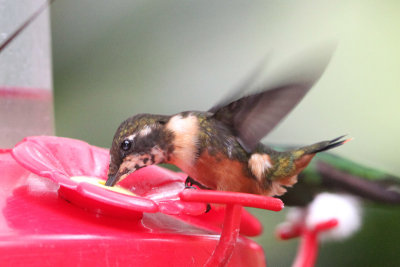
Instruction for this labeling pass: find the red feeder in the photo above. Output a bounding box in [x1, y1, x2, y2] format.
[0, 136, 284, 266]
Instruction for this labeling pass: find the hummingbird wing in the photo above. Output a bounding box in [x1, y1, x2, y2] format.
[209, 83, 314, 152]
[209, 44, 334, 152]
[280, 153, 400, 206]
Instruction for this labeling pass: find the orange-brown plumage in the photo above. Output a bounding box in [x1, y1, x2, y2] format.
[172, 151, 262, 194]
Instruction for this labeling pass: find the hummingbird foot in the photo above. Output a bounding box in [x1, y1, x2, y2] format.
[184, 177, 212, 213]
[184, 177, 198, 189]
[184, 176, 211, 190]
[205, 203, 211, 213]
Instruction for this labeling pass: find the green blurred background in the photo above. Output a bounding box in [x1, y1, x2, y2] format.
[50, 1, 400, 266]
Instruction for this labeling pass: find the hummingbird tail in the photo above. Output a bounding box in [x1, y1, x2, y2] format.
[253, 136, 351, 197]
[305, 135, 352, 154]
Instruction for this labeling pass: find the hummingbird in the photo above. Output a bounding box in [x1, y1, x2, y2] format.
[105, 46, 350, 197]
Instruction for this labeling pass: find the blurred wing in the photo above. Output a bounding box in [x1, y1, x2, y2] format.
[210, 84, 312, 152]
[211, 56, 269, 111]
[209, 44, 334, 152]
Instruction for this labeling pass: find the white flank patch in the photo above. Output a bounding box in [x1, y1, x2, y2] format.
[167, 115, 186, 132]
[249, 153, 273, 182]
[269, 175, 298, 196]
[139, 125, 152, 136]
[166, 114, 199, 169]
[306, 193, 362, 241]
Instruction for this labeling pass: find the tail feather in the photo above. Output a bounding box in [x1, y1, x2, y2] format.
[307, 135, 352, 154]
[259, 136, 350, 197]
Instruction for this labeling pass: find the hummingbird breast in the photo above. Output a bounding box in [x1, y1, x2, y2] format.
[165, 112, 200, 171]
[180, 150, 264, 194]
[164, 111, 264, 194]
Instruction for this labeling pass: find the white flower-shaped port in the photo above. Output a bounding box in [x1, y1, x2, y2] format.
[277, 193, 362, 267]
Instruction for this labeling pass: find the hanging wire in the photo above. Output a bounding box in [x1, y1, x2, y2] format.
[0, 0, 54, 53]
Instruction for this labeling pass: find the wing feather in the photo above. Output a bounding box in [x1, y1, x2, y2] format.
[209, 45, 334, 152]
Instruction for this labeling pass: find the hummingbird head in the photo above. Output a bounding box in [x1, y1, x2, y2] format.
[105, 113, 174, 186]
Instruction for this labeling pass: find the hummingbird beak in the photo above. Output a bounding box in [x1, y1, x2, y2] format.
[105, 155, 140, 186]
[105, 173, 118, 187]
[106, 148, 166, 186]
[105, 168, 135, 186]
[105, 172, 125, 186]
[106, 147, 167, 187]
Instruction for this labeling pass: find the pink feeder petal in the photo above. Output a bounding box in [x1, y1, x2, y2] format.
[67, 182, 157, 213]
[119, 166, 186, 195]
[11, 136, 108, 191]
[12, 136, 109, 180]
[11, 136, 151, 219]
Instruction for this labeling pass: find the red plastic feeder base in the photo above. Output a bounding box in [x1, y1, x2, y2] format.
[0, 136, 285, 266]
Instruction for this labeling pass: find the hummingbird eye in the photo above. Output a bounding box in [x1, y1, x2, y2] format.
[121, 140, 132, 151]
